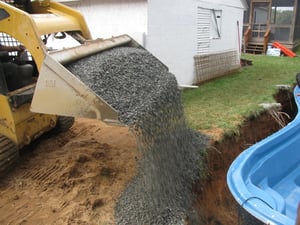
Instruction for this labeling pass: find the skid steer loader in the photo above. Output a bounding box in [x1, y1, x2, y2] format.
[0, 0, 142, 175]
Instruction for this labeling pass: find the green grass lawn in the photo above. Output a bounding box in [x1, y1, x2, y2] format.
[182, 54, 300, 139]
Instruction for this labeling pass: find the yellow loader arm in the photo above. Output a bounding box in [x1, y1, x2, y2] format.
[0, 0, 141, 124]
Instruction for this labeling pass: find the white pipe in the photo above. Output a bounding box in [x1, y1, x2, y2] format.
[178, 84, 199, 89]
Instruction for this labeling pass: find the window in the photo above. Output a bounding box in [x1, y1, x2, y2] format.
[271, 0, 294, 25]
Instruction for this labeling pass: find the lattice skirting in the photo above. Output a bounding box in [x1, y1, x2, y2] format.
[194, 50, 241, 84]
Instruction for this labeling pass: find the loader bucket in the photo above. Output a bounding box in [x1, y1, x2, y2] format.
[31, 35, 140, 124]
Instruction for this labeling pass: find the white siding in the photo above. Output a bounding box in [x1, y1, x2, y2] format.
[209, 5, 244, 53]
[62, 0, 246, 85]
[147, 0, 245, 85]
[197, 7, 210, 54]
[195, 0, 246, 9]
[70, 0, 147, 45]
[147, 0, 198, 85]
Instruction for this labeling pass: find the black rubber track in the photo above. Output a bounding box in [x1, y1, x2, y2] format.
[0, 135, 19, 177]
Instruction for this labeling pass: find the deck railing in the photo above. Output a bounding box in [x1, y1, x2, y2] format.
[243, 27, 251, 53]
[263, 28, 271, 53]
[243, 26, 270, 54]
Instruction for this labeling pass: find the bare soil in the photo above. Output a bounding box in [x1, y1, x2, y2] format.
[0, 119, 139, 225]
[0, 90, 295, 225]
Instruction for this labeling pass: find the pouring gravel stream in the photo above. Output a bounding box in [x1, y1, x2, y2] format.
[66, 47, 209, 225]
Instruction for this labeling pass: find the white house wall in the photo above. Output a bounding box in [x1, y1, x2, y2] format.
[208, 5, 244, 52]
[68, 0, 147, 45]
[61, 0, 245, 85]
[147, 0, 245, 85]
[146, 1, 197, 85]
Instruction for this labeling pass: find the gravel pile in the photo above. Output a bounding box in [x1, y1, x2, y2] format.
[66, 47, 209, 225]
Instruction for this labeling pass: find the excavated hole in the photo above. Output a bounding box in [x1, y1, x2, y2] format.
[187, 87, 297, 225]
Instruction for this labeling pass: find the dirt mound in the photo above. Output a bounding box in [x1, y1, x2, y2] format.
[0, 118, 138, 225]
[1, 114, 280, 225]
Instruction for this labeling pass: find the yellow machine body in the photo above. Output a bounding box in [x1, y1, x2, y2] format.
[0, 93, 56, 148]
[0, 0, 140, 150]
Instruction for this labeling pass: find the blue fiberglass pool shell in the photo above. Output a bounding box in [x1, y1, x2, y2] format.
[227, 85, 300, 225]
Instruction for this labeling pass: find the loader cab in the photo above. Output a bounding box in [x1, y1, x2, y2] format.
[0, 0, 32, 13]
[0, 32, 37, 107]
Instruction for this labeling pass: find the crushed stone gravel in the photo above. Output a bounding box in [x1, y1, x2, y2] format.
[66, 47, 209, 225]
